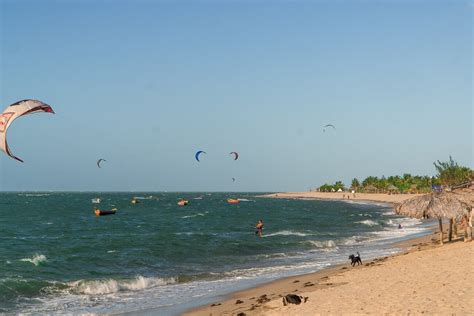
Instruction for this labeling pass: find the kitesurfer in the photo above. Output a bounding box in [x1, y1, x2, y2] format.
[255, 219, 264, 237]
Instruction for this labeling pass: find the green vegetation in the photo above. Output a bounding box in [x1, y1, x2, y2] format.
[319, 181, 345, 192]
[317, 157, 472, 193]
[433, 156, 472, 187]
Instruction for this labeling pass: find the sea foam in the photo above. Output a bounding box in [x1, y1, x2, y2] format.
[20, 254, 47, 266]
[69, 276, 176, 295]
[306, 240, 338, 250]
[356, 220, 378, 226]
[263, 230, 309, 237]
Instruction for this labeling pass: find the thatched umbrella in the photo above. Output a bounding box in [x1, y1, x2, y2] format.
[451, 186, 474, 240]
[396, 192, 470, 244]
[364, 184, 378, 193]
[451, 187, 474, 208]
[387, 184, 400, 194]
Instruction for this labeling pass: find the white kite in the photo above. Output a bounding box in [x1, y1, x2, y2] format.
[0, 99, 55, 162]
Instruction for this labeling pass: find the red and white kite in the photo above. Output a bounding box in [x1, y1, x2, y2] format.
[0, 99, 54, 162]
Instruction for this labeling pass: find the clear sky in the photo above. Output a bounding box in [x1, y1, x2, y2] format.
[0, 0, 472, 192]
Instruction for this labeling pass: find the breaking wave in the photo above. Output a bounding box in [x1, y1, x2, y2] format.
[263, 230, 310, 237]
[68, 276, 176, 295]
[181, 212, 206, 219]
[305, 240, 338, 250]
[20, 254, 47, 266]
[356, 220, 378, 226]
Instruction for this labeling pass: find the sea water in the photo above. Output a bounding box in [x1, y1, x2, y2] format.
[0, 192, 432, 314]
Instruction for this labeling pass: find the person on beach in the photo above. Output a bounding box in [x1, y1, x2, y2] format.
[255, 219, 264, 237]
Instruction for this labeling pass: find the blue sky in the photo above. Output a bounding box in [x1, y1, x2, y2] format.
[0, 0, 472, 191]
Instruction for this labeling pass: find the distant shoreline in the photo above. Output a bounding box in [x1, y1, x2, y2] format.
[257, 191, 424, 205]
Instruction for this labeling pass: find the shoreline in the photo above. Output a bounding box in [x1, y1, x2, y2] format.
[181, 195, 447, 316]
[181, 226, 437, 316]
[258, 191, 424, 205]
[183, 226, 472, 315]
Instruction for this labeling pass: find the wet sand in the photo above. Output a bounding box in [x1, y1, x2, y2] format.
[183, 193, 472, 315]
[183, 231, 473, 315]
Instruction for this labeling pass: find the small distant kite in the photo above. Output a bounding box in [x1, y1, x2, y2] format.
[323, 124, 336, 132]
[0, 99, 55, 162]
[195, 150, 206, 162]
[232, 177, 236, 182]
[97, 159, 106, 168]
[230, 151, 239, 160]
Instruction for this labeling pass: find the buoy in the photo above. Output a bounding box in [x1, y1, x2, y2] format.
[177, 200, 189, 206]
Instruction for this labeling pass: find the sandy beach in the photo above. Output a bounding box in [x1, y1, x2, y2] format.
[184, 192, 473, 315]
[183, 232, 473, 315]
[260, 191, 424, 204]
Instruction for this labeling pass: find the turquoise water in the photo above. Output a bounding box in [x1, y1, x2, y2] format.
[0, 192, 430, 314]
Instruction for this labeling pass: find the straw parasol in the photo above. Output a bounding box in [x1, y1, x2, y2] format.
[451, 186, 474, 208]
[364, 184, 378, 193]
[396, 192, 471, 244]
[387, 184, 400, 194]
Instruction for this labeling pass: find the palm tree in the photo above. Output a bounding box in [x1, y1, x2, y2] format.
[351, 178, 360, 191]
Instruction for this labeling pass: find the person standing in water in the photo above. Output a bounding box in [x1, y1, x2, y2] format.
[255, 219, 264, 237]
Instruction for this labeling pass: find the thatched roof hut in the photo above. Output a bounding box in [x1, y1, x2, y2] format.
[396, 191, 471, 244]
[395, 194, 431, 219]
[451, 183, 474, 208]
[364, 184, 378, 193]
[387, 184, 400, 193]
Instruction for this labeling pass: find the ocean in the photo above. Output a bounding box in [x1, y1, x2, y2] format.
[0, 192, 432, 314]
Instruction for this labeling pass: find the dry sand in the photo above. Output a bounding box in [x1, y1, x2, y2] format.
[260, 191, 424, 204]
[183, 193, 473, 315]
[184, 234, 473, 315]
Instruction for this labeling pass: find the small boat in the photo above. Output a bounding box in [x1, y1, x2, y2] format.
[94, 208, 117, 216]
[131, 199, 140, 204]
[177, 200, 189, 206]
[227, 198, 240, 204]
[133, 196, 153, 200]
[91, 198, 101, 204]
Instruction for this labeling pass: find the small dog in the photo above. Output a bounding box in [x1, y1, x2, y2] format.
[349, 252, 362, 266]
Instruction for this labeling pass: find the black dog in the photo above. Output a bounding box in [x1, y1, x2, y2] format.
[349, 252, 362, 266]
